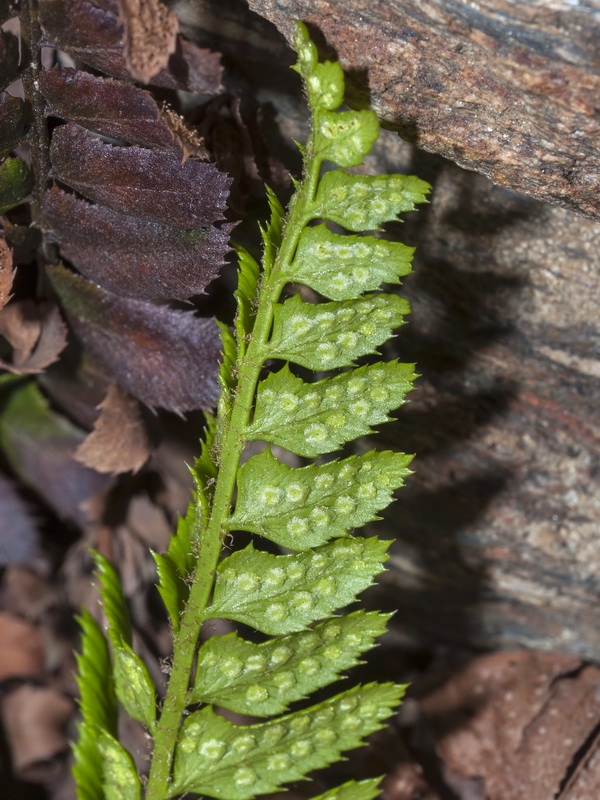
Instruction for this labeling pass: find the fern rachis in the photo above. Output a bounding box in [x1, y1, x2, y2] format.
[74, 22, 430, 800]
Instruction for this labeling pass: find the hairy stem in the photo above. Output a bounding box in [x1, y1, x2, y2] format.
[20, 0, 57, 267]
[144, 146, 321, 800]
[20, 0, 49, 225]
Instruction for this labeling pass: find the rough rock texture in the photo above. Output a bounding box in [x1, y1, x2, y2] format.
[247, 0, 600, 219]
[386, 652, 600, 800]
[364, 132, 600, 658]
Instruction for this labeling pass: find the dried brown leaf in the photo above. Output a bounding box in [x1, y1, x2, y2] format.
[74, 383, 151, 474]
[45, 187, 232, 301]
[0, 300, 68, 373]
[0, 300, 40, 361]
[0, 380, 111, 524]
[0, 568, 58, 621]
[0, 237, 15, 310]
[40, 0, 124, 77]
[50, 123, 231, 229]
[175, 37, 224, 95]
[1, 685, 73, 778]
[0, 29, 19, 91]
[40, 350, 109, 430]
[0, 613, 45, 680]
[119, 0, 178, 84]
[41, 68, 206, 154]
[0, 93, 27, 157]
[126, 494, 172, 552]
[39, 0, 223, 93]
[0, 474, 38, 564]
[41, 67, 176, 149]
[161, 106, 208, 160]
[47, 264, 221, 412]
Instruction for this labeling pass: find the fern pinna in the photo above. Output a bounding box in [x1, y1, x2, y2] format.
[74, 23, 430, 800]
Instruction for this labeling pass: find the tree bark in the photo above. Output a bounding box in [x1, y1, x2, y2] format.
[247, 0, 600, 220]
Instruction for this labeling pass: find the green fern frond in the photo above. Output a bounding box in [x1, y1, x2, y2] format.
[72, 609, 118, 800]
[260, 185, 285, 275]
[234, 245, 261, 350]
[229, 448, 412, 550]
[310, 778, 385, 800]
[73, 20, 430, 800]
[92, 552, 157, 728]
[247, 361, 416, 457]
[204, 536, 390, 635]
[72, 723, 105, 800]
[285, 223, 416, 300]
[269, 291, 411, 369]
[192, 611, 391, 715]
[151, 503, 198, 631]
[91, 551, 132, 646]
[74, 609, 118, 735]
[171, 683, 406, 799]
[96, 731, 142, 800]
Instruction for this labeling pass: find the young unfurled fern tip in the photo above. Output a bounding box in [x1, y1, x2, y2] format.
[74, 21, 430, 800]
